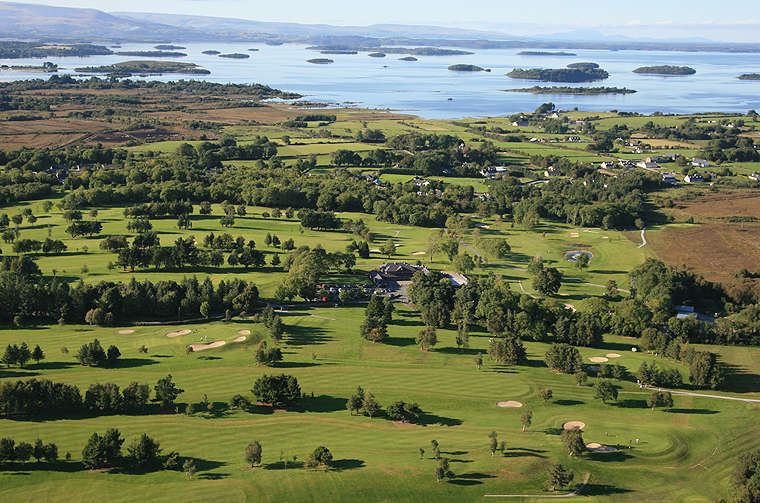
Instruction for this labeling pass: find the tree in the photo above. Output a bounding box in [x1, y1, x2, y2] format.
[453, 253, 475, 274]
[16, 342, 31, 368]
[435, 458, 454, 482]
[14, 441, 33, 462]
[593, 380, 618, 404]
[605, 280, 619, 300]
[33, 438, 45, 462]
[154, 374, 184, 410]
[381, 239, 396, 257]
[539, 388, 553, 403]
[547, 463, 574, 491]
[245, 441, 262, 467]
[127, 434, 162, 469]
[183, 459, 197, 479]
[82, 428, 124, 469]
[0, 438, 15, 461]
[431, 440, 440, 460]
[199, 301, 210, 319]
[575, 253, 590, 270]
[416, 326, 437, 351]
[254, 341, 283, 366]
[31, 345, 45, 364]
[732, 449, 760, 503]
[488, 337, 527, 365]
[574, 371, 588, 386]
[647, 391, 673, 411]
[306, 446, 333, 469]
[361, 392, 381, 418]
[533, 267, 562, 296]
[488, 431, 498, 456]
[386, 401, 422, 424]
[560, 427, 585, 457]
[521, 410, 533, 432]
[544, 344, 582, 374]
[347, 386, 365, 416]
[252, 374, 301, 407]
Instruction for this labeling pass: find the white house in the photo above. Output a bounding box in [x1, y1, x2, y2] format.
[749, 173, 760, 182]
[684, 173, 706, 183]
[637, 160, 660, 170]
[692, 158, 710, 168]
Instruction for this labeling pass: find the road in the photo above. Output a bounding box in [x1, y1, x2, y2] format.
[641, 385, 760, 403]
[638, 228, 647, 248]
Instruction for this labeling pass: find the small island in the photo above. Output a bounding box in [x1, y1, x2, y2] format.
[154, 44, 186, 50]
[116, 50, 186, 57]
[504, 86, 636, 95]
[0, 61, 58, 73]
[248, 48, 260, 52]
[567, 62, 600, 70]
[399, 56, 418, 61]
[75, 61, 210, 76]
[449, 64, 489, 72]
[202, 50, 221, 55]
[738, 74, 760, 80]
[518, 51, 577, 56]
[218, 53, 250, 59]
[507, 67, 609, 83]
[306, 45, 472, 56]
[369, 53, 386, 58]
[633, 65, 696, 75]
[321, 50, 358, 55]
[307, 58, 334, 65]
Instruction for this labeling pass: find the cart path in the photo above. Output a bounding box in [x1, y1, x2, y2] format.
[638, 228, 648, 248]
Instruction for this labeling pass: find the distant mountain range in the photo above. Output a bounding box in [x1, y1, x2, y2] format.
[1, 1, 760, 53]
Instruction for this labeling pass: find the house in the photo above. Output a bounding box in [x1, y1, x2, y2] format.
[411, 177, 430, 187]
[637, 160, 660, 170]
[600, 161, 615, 170]
[692, 158, 710, 168]
[480, 166, 508, 178]
[748, 173, 760, 182]
[618, 160, 635, 169]
[370, 263, 428, 285]
[566, 136, 582, 143]
[676, 305, 715, 323]
[544, 166, 560, 177]
[512, 120, 529, 127]
[662, 173, 678, 184]
[684, 173, 705, 183]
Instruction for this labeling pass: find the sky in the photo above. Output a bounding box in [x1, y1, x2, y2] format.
[13, 0, 760, 41]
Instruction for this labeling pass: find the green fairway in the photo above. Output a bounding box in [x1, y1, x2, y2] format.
[1, 307, 757, 502]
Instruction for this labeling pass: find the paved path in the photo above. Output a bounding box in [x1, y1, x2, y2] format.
[638, 228, 648, 248]
[641, 385, 760, 403]
[565, 278, 631, 294]
[445, 228, 484, 260]
[485, 473, 590, 499]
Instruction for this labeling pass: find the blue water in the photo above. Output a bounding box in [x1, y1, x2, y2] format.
[2, 42, 759, 119]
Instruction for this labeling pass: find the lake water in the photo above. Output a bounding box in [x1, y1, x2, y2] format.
[2, 42, 759, 119]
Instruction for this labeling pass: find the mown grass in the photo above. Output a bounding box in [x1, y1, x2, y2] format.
[1, 307, 757, 502]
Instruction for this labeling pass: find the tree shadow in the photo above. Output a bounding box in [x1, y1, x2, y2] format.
[285, 325, 332, 346]
[665, 408, 719, 415]
[449, 472, 495, 485]
[0, 461, 84, 473]
[543, 427, 563, 436]
[435, 347, 483, 356]
[722, 363, 760, 394]
[587, 450, 633, 463]
[197, 472, 231, 480]
[297, 394, 348, 413]
[502, 449, 547, 459]
[196, 356, 222, 361]
[617, 399, 647, 409]
[582, 483, 633, 496]
[111, 358, 159, 369]
[332, 459, 365, 471]
[384, 337, 416, 347]
[270, 361, 324, 369]
[421, 412, 462, 427]
[0, 369, 40, 379]
[523, 358, 548, 368]
[264, 460, 305, 470]
[555, 399, 584, 406]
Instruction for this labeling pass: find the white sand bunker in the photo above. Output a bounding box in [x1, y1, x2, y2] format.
[370, 249, 381, 253]
[564, 304, 577, 312]
[189, 341, 226, 351]
[412, 251, 426, 256]
[563, 421, 586, 430]
[166, 329, 192, 338]
[117, 329, 135, 335]
[237, 329, 251, 336]
[497, 401, 523, 408]
[589, 357, 609, 363]
[570, 232, 580, 238]
[606, 353, 621, 358]
[586, 443, 618, 453]
[232, 336, 247, 343]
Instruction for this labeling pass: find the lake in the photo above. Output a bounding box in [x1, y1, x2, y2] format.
[1, 42, 759, 119]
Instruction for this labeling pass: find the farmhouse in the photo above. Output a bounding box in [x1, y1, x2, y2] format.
[692, 158, 710, 168]
[684, 173, 706, 183]
[637, 160, 660, 170]
[662, 173, 678, 184]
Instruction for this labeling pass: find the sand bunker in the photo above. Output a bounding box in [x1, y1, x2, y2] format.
[497, 401, 523, 408]
[232, 336, 247, 343]
[606, 353, 621, 358]
[117, 329, 135, 335]
[166, 329, 192, 338]
[586, 443, 617, 453]
[412, 251, 426, 256]
[189, 341, 226, 351]
[237, 329, 251, 336]
[564, 304, 577, 312]
[589, 357, 609, 363]
[570, 232, 580, 238]
[370, 249, 381, 253]
[563, 421, 586, 430]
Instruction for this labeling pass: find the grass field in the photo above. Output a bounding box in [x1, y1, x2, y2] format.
[1, 306, 759, 503]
